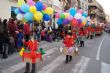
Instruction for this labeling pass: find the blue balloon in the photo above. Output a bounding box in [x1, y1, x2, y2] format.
[14, 8, 20, 14]
[20, 4, 29, 13]
[70, 8, 76, 16]
[24, 12, 33, 21]
[63, 19, 69, 25]
[82, 12, 87, 17]
[57, 19, 63, 25]
[43, 14, 50, 21]
[35, 1, 44, 11]
[19, 9, 25, 14]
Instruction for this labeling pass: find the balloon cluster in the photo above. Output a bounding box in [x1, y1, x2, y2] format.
[15, 0, 54, 22]
[56, 8, 90, 27]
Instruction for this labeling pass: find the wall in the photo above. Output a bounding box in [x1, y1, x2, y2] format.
[0, 0, 17, 19]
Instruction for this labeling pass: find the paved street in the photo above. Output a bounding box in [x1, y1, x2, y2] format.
[0, 33, 110, 73]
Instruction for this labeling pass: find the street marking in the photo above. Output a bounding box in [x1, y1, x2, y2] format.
[1, 48, 57, 73]
[38, 55, 64, 73]
[71, 56, 90, 73]
[78, 57, 90, 73]
[101, 62, 110, 73]
[96, 36, 105, 60]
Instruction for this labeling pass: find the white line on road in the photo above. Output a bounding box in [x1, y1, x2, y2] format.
[78, 57, 90, 73]
[101, 62, 110, 73]
[71, 56, 90, 73]
[38, 55, 64, 73]
[1, 48, 57, 73]
[96, 36, 105, 61]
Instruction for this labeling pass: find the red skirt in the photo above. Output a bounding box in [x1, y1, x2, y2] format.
[22, 51, 42, 63]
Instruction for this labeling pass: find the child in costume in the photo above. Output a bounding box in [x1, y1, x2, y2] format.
[79, 28, 85, 47]
[23, 36, 42, 73]
[63, 31, 74, 64]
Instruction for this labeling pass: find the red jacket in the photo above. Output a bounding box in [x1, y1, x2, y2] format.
[79, 30, 85, 36]
[63, 35, 73, 48]
[23, 23, 31, 35]
[24, 40, 38, 51]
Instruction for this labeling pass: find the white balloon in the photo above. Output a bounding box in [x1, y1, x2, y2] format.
[74, 13, 82, 19]
[81, 16, 86, 21]
[16, 14, 24, 21]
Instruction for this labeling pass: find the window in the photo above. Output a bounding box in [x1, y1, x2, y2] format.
[11, 6, 17, 19]
[88, 0, 93, 3]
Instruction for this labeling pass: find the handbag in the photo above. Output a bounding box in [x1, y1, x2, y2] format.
[60, 46, 63, 53]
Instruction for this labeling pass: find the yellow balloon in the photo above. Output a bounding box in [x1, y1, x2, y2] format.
[30, 6, 37, 14]
[44, 7, 53, 15]
[64, 13, 70, 18]
[34, 12, 43, 21]
[17, 0, 25, 7]
[82, 20, 87, 25]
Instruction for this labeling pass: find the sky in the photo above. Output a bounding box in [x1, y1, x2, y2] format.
[96, 0, 110, 15]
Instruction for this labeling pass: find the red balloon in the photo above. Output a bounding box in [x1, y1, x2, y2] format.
[71, 18, 78, 26]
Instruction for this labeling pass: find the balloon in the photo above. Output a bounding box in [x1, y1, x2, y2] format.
[63, 19, 69, 25]
[77, 19, 82, 24]
[24, 12, 33, 21]
[77, 9, 83, 14]
[81, 16, 86, 21]
[57, 19, 63, 25]
[16, 14, 24, 21]
[35, 1, 44, 11]
[43, 14, 50, 21]
[27, 0, 35, 6]
[41, 11, 45, 15]
[14, 8, 20, 14]
[44, 7, 53, 15]
[60, 14, 65, 19]
[17, 0, 25, 7]
[55, 13, 60, 18]
[20, 4, 29, 13]
[74, 13, 82, 19]
[19, 9, 25, 14]
[67, 15, 73, 21]
[82, 12, 87, 17]
[69, 8, 76, 16]
[43, 4, 47, 10]
[82, 20, 87, 25]
[71, 18, 78, 26]
[34, 11, 43, 21]
[29, 6, 37, 14]
[64, 13, 70, 18]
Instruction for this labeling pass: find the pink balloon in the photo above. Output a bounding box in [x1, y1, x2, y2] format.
[67, 15, 73, 21]
[77, 9, 83, 14]
[43, 4, 47, 10]
[27, 0, 35, 6]
[55, 13, 60, 18]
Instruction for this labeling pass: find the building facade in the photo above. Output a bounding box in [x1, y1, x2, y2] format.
[0, 0, 17, 19]
[86, 0, 106, 23]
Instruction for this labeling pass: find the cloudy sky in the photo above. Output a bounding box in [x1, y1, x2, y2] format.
[96, 0, 110, 15]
